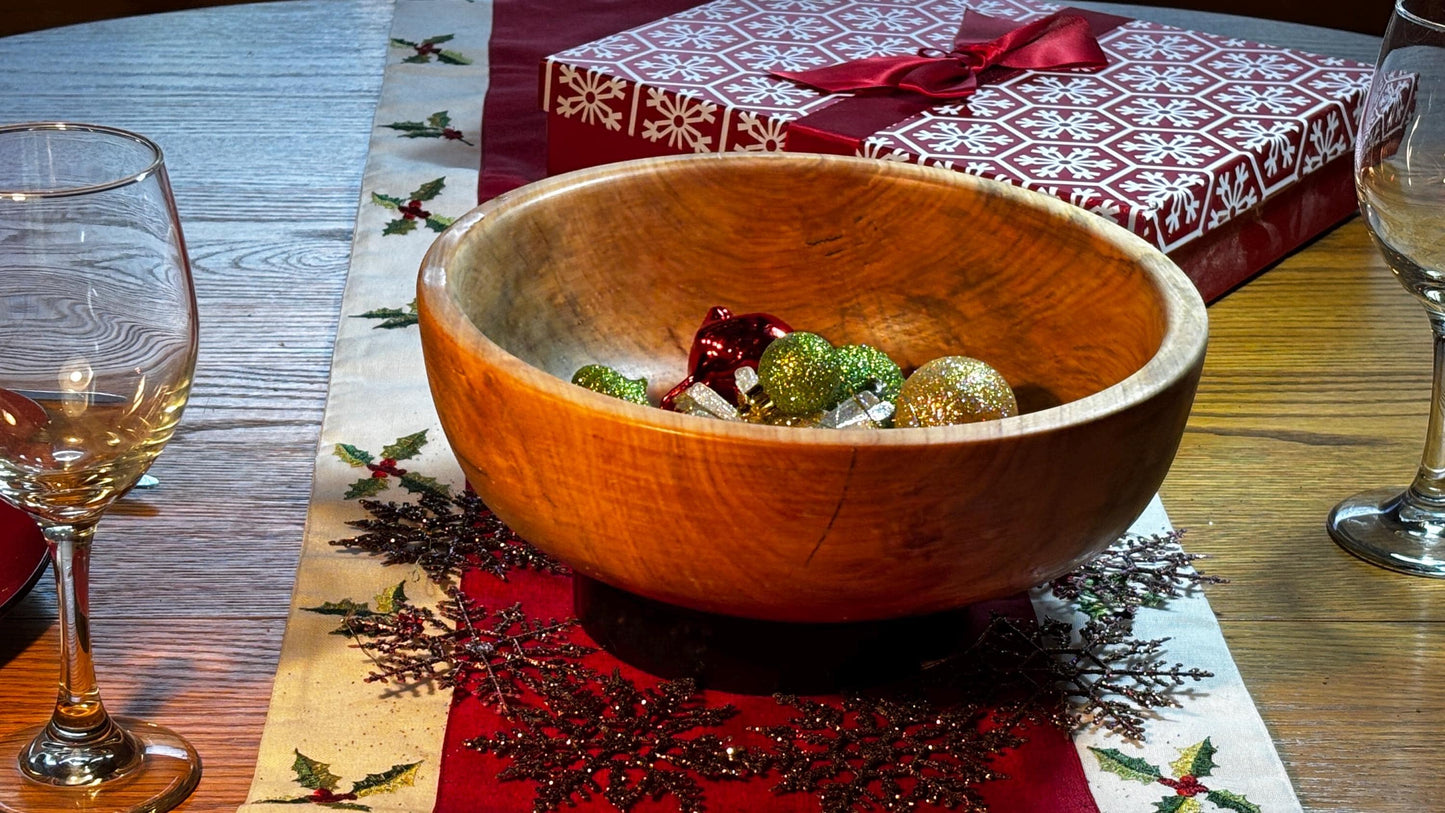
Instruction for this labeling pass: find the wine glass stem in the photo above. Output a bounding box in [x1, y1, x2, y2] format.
[42, 521, 114, 742]
[1408, 313, 1445, 511]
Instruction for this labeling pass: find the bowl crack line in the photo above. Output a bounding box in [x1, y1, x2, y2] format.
[805, 447, 858, 566]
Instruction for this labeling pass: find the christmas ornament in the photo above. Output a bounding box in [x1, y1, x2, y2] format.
[894, 356, 1017, 428]
[832, 344, 904, 403]
[818, 390, 894, 430]
[571, 364, 649, 405]
[757, 331, 843, 415]
[662, 306, 792, 409]
[673, 382, 742, 422]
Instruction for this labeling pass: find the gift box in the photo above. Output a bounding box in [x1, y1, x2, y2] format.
[539, 0, 1377, 302]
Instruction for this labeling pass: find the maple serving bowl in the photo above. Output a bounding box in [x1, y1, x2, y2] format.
[417, 153, 1207, 623]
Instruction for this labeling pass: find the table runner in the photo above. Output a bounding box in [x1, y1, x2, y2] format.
[240, 1, 1303, 810]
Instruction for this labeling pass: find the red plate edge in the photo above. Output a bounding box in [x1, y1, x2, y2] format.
[0, 502, 48, 616]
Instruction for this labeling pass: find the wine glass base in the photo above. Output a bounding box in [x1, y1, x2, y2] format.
[1328, 487, 1445, 577]
[0, 717, 200, 813]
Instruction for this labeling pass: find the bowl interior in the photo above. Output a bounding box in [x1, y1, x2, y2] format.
[447, 154, 1169, 416]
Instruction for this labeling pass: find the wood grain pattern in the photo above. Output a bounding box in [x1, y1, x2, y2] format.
[0, 2, 1428, 811]
[419, 153, 1207, 621]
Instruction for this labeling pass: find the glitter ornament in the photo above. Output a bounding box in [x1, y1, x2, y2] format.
[894, 356, 1017, 427]
[570, 364, 648, 405]
[662, 306, 792, 410]
[758, 332, 844, 415]
[832, 344, 904, 403]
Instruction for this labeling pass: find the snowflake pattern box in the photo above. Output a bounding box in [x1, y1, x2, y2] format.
[540, 0, 1376, 301]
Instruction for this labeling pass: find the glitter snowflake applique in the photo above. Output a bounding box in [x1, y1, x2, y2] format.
[474, 673, 760, 813]
[332, 489, 564, 585]
[1049, 531, 1225, 620]
[759, 694, 1016, 813]
[640, 89, 718, 151]
[339, 588, 592, 710]
[553, 65, 627, 131]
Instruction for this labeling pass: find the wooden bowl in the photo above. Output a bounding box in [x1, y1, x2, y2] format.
[417, 153, 1206, 623]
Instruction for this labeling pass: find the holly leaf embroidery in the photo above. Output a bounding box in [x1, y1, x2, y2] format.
[383, 120, 433, 135]
[355, 301, 419, 329]
[373, 582, 408, 615]
[334, 444, 374, 467]
[389, 37, 419, 48]
[370, 192, 404, 210]
[345, 477, 391, 500]
[381, 430, 429, 461]
[1169, 738, 1218, 779]
[436, 50, 473, 65]
[424, 214, 454, 233]
[302, 598, 375, 617]
[290, 750, 341, 791]
[350, 761, 422, 797]
[398, 471, 450, 499]
[1153, 798, 1202, 813]
[427, 111, 452, 129]
[1205, 789, 1262, 813]
[382, 218, 418, 236]
[419, 34, 455, 46]
[409, 178, 446, 202]
[1089, 747, 1162, 783]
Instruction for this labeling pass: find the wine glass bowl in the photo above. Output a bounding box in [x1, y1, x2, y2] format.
[0, 123, 200, 811]
[1329, 0, 1445, 576]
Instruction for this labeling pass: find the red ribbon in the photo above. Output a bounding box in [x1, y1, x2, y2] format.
[773, 10, 1107, 100]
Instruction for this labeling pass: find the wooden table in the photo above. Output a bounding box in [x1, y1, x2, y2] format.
[0, 2, 1429, 811]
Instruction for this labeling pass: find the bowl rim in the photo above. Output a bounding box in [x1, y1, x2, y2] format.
[418, 152, 1207, 448]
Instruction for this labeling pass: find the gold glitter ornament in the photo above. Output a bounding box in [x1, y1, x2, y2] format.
[758, 332, 844, 415]
[833, 344, 904, 403]
[570, 364, 649, 405]
[894, 356, 1017, 427]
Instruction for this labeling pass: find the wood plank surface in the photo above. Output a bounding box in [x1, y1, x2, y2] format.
[0, 2, 1432, 812]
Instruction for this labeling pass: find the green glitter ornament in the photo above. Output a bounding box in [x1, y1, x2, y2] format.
[570, 364, 649, 405]
[833, 344, 904, 404]
[894, 356, 1017, 428]
[757, 332, 843, 415]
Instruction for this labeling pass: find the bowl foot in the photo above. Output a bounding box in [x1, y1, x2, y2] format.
[574, 576, 1027, 695]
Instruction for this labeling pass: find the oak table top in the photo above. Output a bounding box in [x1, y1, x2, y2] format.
[0, 1, 1427, 811]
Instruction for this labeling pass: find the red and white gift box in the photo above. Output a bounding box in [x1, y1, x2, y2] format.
[540, 0, 1376, 301]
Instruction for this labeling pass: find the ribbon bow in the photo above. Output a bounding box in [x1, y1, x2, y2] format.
[773, 10, 1107, 100]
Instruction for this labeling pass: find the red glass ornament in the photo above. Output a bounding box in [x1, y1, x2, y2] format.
[661, 306, 792, 410]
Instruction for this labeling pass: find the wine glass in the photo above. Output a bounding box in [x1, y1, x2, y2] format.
[1329, 0, 1445, 576]
[0, 123, 201, 810]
